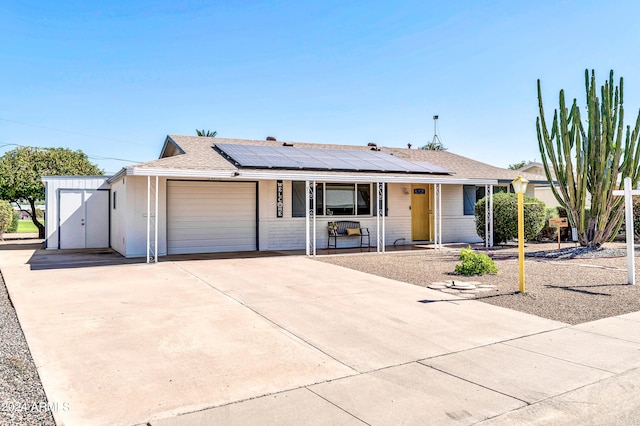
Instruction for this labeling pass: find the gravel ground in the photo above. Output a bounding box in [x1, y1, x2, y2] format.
[0, 271, 55, 426]
[316, 242, 640, 325]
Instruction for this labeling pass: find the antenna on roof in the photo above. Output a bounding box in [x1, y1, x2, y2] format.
[420, 115, 447, 151]
[432, 115, 442, 146]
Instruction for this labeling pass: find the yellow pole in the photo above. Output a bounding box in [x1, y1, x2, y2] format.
[518, 191, 525, 293]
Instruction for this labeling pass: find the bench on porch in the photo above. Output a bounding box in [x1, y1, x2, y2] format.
[327, 220, 371, 249]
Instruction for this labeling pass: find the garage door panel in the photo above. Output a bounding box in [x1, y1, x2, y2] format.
[167, 181, 256, 254]
[166, 210, 256, 219]
[168, 244, 257, 255]
[169, 193, 254, 200]
[168, 220, 255, 229]
[167, 225, 255, 238]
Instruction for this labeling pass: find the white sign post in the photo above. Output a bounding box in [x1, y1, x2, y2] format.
[612, 177, 639, 285]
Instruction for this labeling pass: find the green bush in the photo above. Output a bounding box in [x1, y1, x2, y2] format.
[475, 192, 546, 244]
[534, 207, 559, 241]
[0, 200, 13, 234]
[455, 247, 498, 276]
[633, 198, 640, 239]
[8, 211, 19, 233]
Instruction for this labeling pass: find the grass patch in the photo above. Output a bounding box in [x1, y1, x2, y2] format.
[15, 220, 38, 233]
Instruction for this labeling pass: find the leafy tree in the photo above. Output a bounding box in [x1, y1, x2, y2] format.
[0, 147, 103, 238]
[0, 200, 13, 236]
[508, 160, 534, 170]
[420, 140, 447, 151]
[196, 129, 217, 137]
[475, 192, 546, 244]
[537, 70, 640, 248]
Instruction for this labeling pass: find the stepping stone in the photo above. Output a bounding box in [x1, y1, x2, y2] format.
[478, 284, 497, 289]
[475, 287, 496, 292]
[450, 282, 477, 290]
[441, 288, 460, 294]
[428, 284, 448, 290]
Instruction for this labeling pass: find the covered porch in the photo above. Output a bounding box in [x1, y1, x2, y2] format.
[137, 172, 497, 263]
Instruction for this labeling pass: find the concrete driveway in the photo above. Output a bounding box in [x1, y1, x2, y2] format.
[2, 246, 639, 425]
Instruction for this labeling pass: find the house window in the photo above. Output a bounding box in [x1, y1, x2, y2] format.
[292, 181, 323, 217]
[463, 185, 476, 215]
[326, 183, 355, 215]
[292, 182, 374, 217]
[464, 185, 487, 215]
[464, 185, 507, 215]
[357, 184, 371, 215]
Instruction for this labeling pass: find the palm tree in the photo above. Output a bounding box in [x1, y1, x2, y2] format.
[196, 129, 217, 137]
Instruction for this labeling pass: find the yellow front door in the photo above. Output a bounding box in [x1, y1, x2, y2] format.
[411, 184, 433, 241]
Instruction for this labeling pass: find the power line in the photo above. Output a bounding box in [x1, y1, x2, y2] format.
[0, 117, 149, 147]
[0, 141, 142, 163]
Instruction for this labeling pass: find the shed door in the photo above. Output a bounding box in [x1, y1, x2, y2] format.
[59, 190, 109, 249]
[167, 181, 257, 254]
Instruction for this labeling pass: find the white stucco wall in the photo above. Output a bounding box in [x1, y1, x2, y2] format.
[114, 177, 489, 257]
[110, 176, 168, 258]
[258, 182, 413, 250]
[109, 177, 126, 255]
[440, 184, 483, 243]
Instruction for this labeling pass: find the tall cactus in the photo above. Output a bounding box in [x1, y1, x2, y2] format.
[537, 70, 640, 247]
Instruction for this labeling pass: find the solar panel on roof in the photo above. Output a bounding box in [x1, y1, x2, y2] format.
[214, 143, 453, 174]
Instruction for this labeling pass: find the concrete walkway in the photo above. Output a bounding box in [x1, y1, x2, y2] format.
[0, 246, 639, 425]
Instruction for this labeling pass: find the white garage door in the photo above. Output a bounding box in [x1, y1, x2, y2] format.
[167, 181, 257, 254]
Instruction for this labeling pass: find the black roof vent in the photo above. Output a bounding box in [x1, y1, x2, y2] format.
[282, 142, 294, 147]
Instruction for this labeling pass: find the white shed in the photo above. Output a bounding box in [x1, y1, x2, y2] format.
[41, 176, 111, 250]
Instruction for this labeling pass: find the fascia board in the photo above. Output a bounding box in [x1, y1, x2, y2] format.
[127, 167, 498, 185]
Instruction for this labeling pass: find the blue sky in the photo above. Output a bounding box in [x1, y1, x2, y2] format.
[2, 1, 640, 174]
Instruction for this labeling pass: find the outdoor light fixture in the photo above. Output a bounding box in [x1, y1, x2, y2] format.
[512, 175, 529, 293]
[512, 175, 529, 194]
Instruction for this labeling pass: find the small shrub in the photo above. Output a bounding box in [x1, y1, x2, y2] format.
[8, 211, 19, 233]
[455, 247, 498, 276]
[475, 192, 546, 244]
[534, 207, 559, 241]
[634, 198, 640, 240]
[0, 200, 13, 234]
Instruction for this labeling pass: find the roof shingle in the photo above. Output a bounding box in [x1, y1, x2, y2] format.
[123, 135, 548, 183]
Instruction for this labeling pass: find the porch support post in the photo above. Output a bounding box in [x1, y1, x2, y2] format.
[146, 175, 159, 264]
[305, 180, 310, 256]
[434, 183, 442, 250]
[147, 175, 150, 263]
[154, 175, 159, 263]
[376, 182, 386, 253]
[312, 180, 317, 256]
[485, 184, 494, 248]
